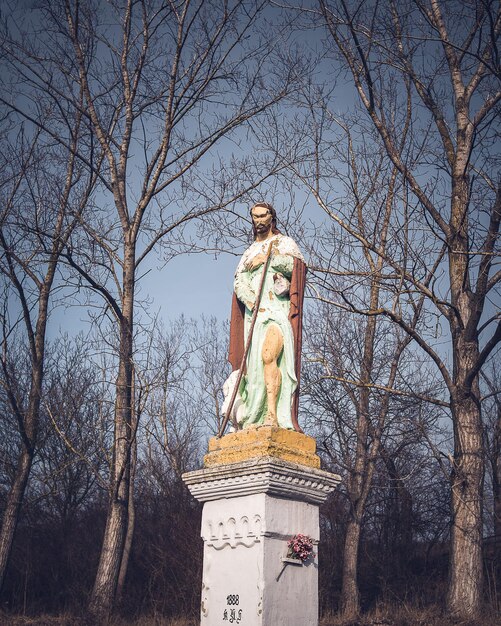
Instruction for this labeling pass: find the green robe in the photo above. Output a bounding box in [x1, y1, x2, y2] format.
[234, 235, 303, 429]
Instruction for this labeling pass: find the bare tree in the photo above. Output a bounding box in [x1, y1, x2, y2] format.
[281, 0, 501, 617]
[37, 334, 108, 526]
[303, 297, 438, 618]
[262, 83, 446, 614]
[0, 104, 96, 593]
[139, 318, 201, 480]
[1, 0, 297, 616]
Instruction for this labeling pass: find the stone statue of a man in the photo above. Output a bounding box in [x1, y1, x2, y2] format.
[227, 202, 306, 431]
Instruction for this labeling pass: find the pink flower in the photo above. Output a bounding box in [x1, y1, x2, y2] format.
[286, 534, 315, 562]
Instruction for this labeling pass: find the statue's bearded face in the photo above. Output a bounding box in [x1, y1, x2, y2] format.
[251, 206, 272, 234]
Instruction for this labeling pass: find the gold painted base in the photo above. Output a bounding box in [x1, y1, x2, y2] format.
[204, 425, 320, 469]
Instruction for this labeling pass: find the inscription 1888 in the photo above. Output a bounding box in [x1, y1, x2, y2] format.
[222, 594, 242, 623]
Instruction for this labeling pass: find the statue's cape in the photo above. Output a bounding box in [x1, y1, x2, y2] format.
[228, 256, 307, 432]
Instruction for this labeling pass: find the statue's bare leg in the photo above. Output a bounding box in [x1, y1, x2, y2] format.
[262, 324, 284, 426]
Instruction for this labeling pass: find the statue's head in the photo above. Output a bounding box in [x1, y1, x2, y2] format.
[250, 202, 280, 239]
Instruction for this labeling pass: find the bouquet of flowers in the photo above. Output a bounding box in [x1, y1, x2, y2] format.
[286, 533, 314, 562]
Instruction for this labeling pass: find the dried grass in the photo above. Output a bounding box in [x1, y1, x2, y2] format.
[1, 606, 498, 626]
[0, 614, 197, 626]
[320, 603, 500, 626]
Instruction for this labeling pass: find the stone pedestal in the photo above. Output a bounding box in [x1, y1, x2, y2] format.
[182, 427, 340, 626]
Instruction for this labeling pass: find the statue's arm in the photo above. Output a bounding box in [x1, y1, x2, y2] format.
[270, 254, 294, 278]
[234, 268, 256, 311]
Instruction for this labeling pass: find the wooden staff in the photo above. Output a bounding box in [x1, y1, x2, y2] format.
[218, 240, 274, 438]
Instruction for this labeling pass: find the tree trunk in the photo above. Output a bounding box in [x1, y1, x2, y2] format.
[0, 447, 33, 592]
[491, 396, 501, 552]
[340, 517, 362, 617]
[395, 479, 413, 552]
[447, 336, 484, 617]
[339, 272, 383, 618]
[444, 150, 486, 615]
[89, 243, 135, 619]
[116, 427, 137, 604]
[0, 285, 50, 593]
[89, 495, 129, 617]
[381, 449, 413, 559]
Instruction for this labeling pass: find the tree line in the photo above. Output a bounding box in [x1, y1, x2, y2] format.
[0, 0, 499, 623]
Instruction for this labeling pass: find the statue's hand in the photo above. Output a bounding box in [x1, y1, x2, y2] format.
[246, 253, 267, 271]
[245, 299, 255, 312]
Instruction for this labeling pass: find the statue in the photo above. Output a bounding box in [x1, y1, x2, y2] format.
[223, 202, 306, 433]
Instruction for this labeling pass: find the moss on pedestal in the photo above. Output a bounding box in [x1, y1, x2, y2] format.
[204, 426, 320, 469]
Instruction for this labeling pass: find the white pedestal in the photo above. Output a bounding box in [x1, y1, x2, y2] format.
[183, 457, 340, 626]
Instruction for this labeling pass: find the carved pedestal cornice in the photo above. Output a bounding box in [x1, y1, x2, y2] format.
[182, 456, 340, 505]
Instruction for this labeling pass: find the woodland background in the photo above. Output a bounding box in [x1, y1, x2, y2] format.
[0, 1, 499, 624]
